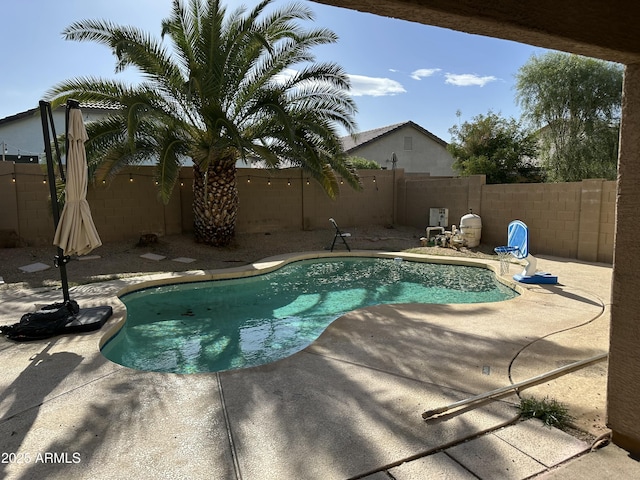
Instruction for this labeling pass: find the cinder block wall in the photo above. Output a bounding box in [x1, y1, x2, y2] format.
[301, 170, 393, 230]
[397, 175, 483, 229]
[398, 175, 615, 263]
[0, 162, 19, 246]
[481, 180, 614, 263]
[11, 163, 55, 246]
[87, 166, 176, 241]
[234, 169, 307, 233]
[1, 164, 394, 244]
[480, 182, 583, 258]
[0, 163, 616, 263]
[598, 181, 616, 263]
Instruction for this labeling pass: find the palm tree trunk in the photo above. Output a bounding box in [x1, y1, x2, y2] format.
[192, 161, 238, 246]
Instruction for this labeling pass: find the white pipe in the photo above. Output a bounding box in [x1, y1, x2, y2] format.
[522, 253, 537, 276]
[422, 353, 608, 419]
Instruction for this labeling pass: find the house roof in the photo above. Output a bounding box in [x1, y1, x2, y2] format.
[0, 102, 120, 126]
[0, 108, 39, 126]
[341, 121, 448, 152]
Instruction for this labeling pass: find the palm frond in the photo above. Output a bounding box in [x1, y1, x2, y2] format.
[50, 0, 359, 211]
[155, 125, 188, 203]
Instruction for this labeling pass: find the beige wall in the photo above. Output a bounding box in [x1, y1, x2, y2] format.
[397, 175, 484, 230]
[396, 175, 614, 263]
[86, 166, 183, 242]
[0, 162, 55, 246]
[0, 164, 395, 244]
[0, 163, 615, 264]
[0, 162, 19, 246]
[480, 179, 615, 263]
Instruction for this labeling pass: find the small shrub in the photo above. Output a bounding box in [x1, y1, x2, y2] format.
[348, 156, 382, 169]
[518, 396, 574, 429]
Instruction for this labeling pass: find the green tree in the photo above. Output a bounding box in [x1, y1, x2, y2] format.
[448, 112, 539, 183]
[348, 156, 381, 169]
[515, 52, 623, 182]
[46, 0, 360, 246]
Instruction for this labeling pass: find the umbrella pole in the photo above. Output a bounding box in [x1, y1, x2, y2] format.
[39, 100, 70, 302]
[1, 99, 115, 340]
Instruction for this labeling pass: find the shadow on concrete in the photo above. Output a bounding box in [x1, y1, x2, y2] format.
[0, 253, 609, 479]
[0, 339, 83, 480]
[211, 301, 598, 479]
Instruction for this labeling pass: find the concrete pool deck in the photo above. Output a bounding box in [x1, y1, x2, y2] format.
[1, 252, 639, 479]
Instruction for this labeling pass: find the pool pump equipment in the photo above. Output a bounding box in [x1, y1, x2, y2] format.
[423, 210, 482, 250]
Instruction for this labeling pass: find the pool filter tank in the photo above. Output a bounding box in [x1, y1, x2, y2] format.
[460, 212, 482, 248]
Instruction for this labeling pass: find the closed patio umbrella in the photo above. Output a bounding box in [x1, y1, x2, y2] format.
[53, 105, 102, 256]
[0, 100, 112, 342]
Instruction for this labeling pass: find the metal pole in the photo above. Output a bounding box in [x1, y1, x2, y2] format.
[300, 168, 305, 230]
[39, 100, 71, 302]
[391, 152, 397, 225]
[421, 352, 608, 419]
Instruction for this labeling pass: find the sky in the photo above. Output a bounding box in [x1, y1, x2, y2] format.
[0, 0, 550, 143]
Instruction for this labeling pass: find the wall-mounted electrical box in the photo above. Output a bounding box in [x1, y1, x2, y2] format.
[429, 208, 449, 227]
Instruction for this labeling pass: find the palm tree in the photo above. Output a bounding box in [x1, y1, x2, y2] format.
[46, 0, 360, 246]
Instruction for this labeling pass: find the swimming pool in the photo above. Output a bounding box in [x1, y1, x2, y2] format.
[101, 256, 518, 374]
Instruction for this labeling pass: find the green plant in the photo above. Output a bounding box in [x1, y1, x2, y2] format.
[348, 156, 382, 169]
[518, 396, 574, 429]
[47, 0, 360, 247]
[516, 52, 622, 182]
[447, 111, 539, 183]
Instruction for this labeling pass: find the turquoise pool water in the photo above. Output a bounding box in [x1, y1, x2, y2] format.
[102, 257, 518, 374]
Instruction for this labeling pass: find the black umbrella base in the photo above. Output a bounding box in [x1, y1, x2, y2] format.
[65, 306, 113, 333]
[1, 302, 113, 342]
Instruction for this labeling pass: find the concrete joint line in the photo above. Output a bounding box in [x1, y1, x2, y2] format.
[217, 372, 243, 480]
[0, 366, 122, 424]
[349, 414, 520, 480]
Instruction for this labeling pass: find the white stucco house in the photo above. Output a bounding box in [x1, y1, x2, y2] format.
[2, 110, 455, 174]
[0, 104, 260, 168]
[341, 121, 455, 176]
[0, 104, 115, 164]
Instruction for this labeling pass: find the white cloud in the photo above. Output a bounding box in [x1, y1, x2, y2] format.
[271, 69, 405, 97]
[410, 68, 441, 80]
[444, 73, 498, 87]
[347, 74, 406, 97]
